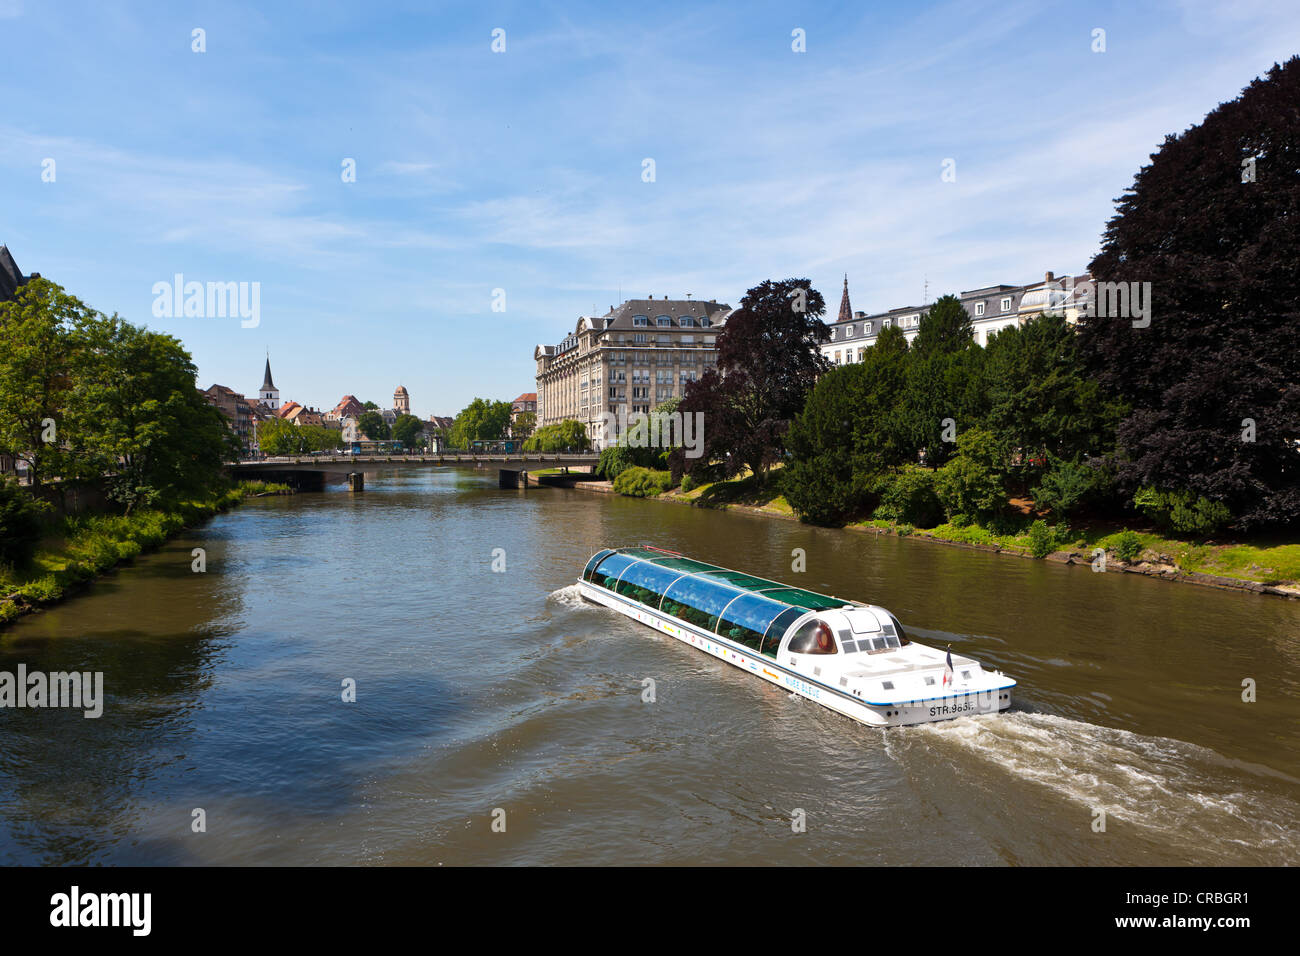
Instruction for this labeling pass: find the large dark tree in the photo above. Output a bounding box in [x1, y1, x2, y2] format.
[673, 278, 829, 480]
[783, 325, 910, 524]
[1078, 56, 1300, 529]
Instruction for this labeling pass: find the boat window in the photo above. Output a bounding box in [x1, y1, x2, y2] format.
[588, 552, 644, 591]
[614, 561, 687, 610]
[762, 607, 806, 659]
[786, 619, 838, 655]
[660, 576, 744, 633]
[698, 569, 783, 591]
[583, 549, 615, 582]
[756, 587, 844, 612]
[889, 615, 911, 646]
[714, 592, 788, 654]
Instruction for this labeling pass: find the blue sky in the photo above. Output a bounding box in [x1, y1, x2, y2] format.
[1, 0, 1296, 417]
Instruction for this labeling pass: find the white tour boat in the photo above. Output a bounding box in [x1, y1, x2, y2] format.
[580, 546, 1015, 727]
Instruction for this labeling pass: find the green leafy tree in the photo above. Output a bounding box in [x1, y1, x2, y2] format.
[392, 414, 424, 450]
[783, 332, 910, 525]
[933, 429, 1006, 523]
[511, 411, 536, 440]
[357, 410, 390, 441]
[0, 278, 94, 489]
[912, 294, 974, 358]
[525, 419, 591, 452]
[450, 398, 512, 448]
[0, 479, 49, 567]
[984, 312, 1124, 491]
[68, 315, 233, 512]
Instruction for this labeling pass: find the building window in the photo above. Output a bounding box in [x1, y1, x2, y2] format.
[1001, 297, 1012, 312]
[699, 316, 711, 327]
[656, 315, 672, 327]
[632, 315, 648, 326]
[834, 351, 841, 364]
[975, 302, 985, 316]
[679, 316, 694, 327]
[846, 325, 854, 337]
[633, 333, 647, 344]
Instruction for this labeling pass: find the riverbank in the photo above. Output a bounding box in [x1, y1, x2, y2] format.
[0, 480, 292, 628]
[555, 470, 1300, 600]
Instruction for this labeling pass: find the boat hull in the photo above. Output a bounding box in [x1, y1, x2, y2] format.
[579, 580, 1012, 728]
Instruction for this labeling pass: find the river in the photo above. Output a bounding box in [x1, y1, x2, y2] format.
[1, 467, 1297, 865]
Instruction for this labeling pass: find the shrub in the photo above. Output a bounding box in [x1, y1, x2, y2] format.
[0, 480, 49, 568]
[934, 429, 1005, 523]
[612, 467, 673, 498]
[874, 467, 943, 528]
[1027, 519, 1054, 558]
[680, 474, 696, 493]
[1031, 456, 1104, 518]
[1134, 487, 1232, 536]
[18, 575, 64, 603]
[1115, 530, 1143, 563]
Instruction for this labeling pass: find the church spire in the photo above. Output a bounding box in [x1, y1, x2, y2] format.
[262, 355, 275, 391]
[837, 274, 853, 324]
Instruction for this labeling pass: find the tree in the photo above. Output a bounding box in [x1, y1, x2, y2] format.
[1077, 55, 1300, 529]
[449, 398, 511, 448]
[257, 419, 341, 455]
[672, 278, 830, 480]
[983, 312, 1125, 491]
[511, 411, 536, 440]
[933, 429, 1006, 523]
[525, 419, 591, 452]
[912, 294, 974, 358]
[0, 278, 94, 489]
[0, 479, 49, 567]
[357, 410, 389, 441]
[783, 331, 910, 525]
[68, 316, 233, 512]
[392, 414, 424, 450]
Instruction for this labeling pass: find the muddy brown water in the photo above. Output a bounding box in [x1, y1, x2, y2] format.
[1, 468, 1296, 864]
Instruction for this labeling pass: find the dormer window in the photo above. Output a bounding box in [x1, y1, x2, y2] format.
[679, 316, 694, 327]
[632, 315, 649, 327]
[975, 302, 985, 316]
[656, 315, 673, 327]
[1001, 297, 1012, 312]
[846, 325, 854, 337]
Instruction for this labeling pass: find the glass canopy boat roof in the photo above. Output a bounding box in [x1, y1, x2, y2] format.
[582, 546, 863, 658]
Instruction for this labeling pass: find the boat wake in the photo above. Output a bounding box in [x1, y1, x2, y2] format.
[547, 584, 595, 611]
[889, 711, 1300, 863]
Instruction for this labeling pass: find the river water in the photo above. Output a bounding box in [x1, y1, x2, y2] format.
[1, 468, 1297, 865]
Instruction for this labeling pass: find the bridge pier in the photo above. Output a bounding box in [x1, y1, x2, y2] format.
[347, 472, 364, 493]
[499, 468, 528, 489]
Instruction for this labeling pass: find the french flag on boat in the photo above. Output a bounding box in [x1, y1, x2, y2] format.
[943, 649, 954, 687]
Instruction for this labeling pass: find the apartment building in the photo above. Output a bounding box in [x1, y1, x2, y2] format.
[534, 296, 732, 445]
[822, 271, 1094, 365]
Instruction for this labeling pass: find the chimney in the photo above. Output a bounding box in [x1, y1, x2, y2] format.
[1045, 270, 1055, 283]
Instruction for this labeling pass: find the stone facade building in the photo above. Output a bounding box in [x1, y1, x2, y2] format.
[534, 296, 732, 446]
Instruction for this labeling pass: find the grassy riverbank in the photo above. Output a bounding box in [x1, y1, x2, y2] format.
[0, 480, 291, 627]
[612, 469, 1300, 597]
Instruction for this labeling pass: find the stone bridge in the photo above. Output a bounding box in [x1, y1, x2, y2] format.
[228, 453, 600, 491]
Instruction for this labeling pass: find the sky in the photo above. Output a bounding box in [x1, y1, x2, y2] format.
[1, 0, 1297, 418]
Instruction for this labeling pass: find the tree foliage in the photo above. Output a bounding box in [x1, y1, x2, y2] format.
[524, 419, 590, 452]
[1077, 55, 1300, 529]
[449, 398, 511, 448]
[673, 278, 829, 480]
[357, 410, 389, 441]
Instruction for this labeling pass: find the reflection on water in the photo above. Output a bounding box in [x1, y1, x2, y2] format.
[1, 468, 1297, 865]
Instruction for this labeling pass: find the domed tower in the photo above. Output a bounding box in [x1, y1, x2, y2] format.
[259, 357, 280, 411]
[393, 385, 410, 416]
